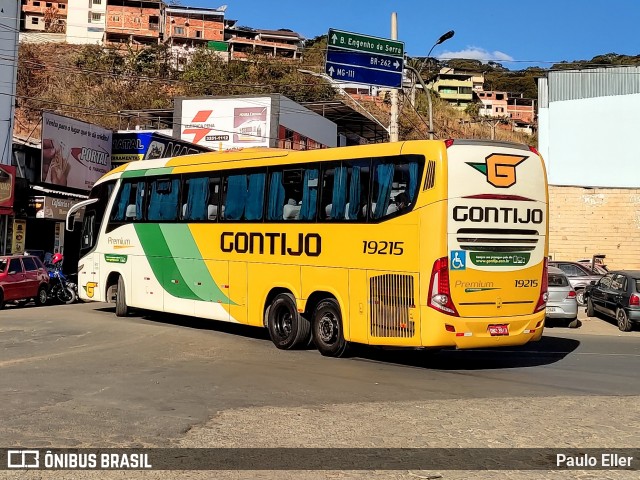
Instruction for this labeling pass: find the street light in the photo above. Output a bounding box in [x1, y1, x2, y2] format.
[419, 30, 455, 73]
[411, 30, 455, 139]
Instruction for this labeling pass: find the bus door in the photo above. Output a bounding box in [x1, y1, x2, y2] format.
[445, 140, 548, 321]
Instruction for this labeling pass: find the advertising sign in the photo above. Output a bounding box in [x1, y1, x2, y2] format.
[12, 219, 26, 254]
[41, 112, 112, 191]
[111, 132, 211, 164]
[0, 165, 16, 214]
[176, 97, 272, 150]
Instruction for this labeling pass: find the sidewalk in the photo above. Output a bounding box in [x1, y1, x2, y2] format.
[545, 307, 640, 337]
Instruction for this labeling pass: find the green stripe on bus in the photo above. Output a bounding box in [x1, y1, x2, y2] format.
[159, 224, 236, 305]
[134, 223, 200, 301]
[145, 167, 174, 177]
[121, 169, 149, 178]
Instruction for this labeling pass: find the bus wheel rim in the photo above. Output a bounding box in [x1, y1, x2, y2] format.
[275, 307, 293, 339]
[319, 313, 337, 344]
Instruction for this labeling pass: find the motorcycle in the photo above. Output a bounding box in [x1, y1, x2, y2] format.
[45, 253, 78, 305]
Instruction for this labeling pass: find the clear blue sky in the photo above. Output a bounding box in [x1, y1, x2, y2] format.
[190, 0, 639, 69]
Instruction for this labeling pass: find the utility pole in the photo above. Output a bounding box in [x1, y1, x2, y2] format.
[389, 12, 399, 142]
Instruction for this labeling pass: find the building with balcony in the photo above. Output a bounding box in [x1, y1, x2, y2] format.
[105, 0, 163, 46]
[507, 95, 536, 124]
[476, 90, 508, 118]
[426, 70, 474, 110]
[164, 5, 226, 66]
[21, 0, 68, 33]
[225, 24, 303, 60]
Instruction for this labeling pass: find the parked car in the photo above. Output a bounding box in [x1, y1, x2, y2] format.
[584, 270, 640, 332]
[0, 255, 50, 309]
[546, 266, 579, 328]
[548, 261, 603, 306]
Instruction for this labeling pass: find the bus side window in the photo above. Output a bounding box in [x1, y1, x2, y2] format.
[221, 172, 266, 221]
[370, 155, 421, 219]
[147, 178, 180, 222]
[320, 164, 344, 221]
[182, 176, 210, 221]
[110, 180, 144, 222]
[345, 159, 370, 221]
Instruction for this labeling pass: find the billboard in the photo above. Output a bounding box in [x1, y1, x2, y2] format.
[112, 132, 211, 164]
[0, 0, 20, 166]
[175, 96, 273, 150]
[41, 113, 112, 191]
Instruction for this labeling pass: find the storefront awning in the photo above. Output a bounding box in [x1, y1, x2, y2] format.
[31, 185, 89, 200]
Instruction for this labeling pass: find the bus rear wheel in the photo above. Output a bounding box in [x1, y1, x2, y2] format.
[267, 293, 311, 350]
[312, 299, 349, 358]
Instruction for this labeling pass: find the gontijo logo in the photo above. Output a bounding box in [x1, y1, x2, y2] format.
[183, 110, 215, 144]
[467, 153, 527, 188]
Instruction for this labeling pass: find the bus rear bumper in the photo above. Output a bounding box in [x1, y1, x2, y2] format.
[421, 306, 545, 349]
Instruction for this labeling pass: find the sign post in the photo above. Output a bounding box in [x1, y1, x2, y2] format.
[325, 28, 405, 88]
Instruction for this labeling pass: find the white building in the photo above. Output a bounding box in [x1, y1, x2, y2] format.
[66, 0, 106, 45]
[538, 67, 640, 268]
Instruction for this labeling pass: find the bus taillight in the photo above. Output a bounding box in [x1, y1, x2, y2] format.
[534, 258, 549, 312]
[428, 257, 459, 316]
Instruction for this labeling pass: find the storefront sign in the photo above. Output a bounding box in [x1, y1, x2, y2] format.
[35, 196, 83, 221]
[112, 132, 210, 164]
[41, 112, 112, 191]
[12, 219, 26, 254]
[0, 165, 16, 215]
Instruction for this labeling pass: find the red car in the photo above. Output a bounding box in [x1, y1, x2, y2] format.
[0, 255, 49, 309]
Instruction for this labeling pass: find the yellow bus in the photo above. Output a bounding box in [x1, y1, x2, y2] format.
[67, 139, 549, 357]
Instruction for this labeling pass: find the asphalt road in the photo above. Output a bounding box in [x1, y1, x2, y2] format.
[1, 301, 638, 450]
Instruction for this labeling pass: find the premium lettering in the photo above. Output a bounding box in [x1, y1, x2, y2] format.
[221, 232, 321, 257]
[453, 206, 543, 224]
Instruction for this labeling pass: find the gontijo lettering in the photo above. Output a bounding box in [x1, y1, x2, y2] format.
[221, 232, 321, 256]
[453, 206, 543, 224]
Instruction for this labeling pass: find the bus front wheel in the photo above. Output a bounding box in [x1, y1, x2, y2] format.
[267, 293, 311, 350]
[312, 299, 349, 358]
[115, 276, 129, 317]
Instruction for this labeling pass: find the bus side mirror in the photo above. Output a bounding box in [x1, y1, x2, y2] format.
[66, 214, 75, 232]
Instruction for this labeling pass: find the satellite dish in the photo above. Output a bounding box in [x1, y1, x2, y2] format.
[218, 5, 228, 11]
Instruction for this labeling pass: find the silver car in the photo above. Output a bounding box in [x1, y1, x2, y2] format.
[548, 261, 603, 306]
[546, 266, 579, 328]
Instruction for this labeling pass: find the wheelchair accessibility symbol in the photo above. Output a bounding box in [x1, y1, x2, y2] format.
[450, 250, 466, 270]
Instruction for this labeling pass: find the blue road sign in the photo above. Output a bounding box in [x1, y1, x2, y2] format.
[325, 61, 403, 88]
[326, 50, 403, 73]
[325, 28, 405, 89]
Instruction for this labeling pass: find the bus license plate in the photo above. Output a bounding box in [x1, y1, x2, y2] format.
[488, 324, 509, 336]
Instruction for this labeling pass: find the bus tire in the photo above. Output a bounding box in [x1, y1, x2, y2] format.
[267, 293, 311, 350]
[312, 298, 349, 358]
[115, 276, 129, 317]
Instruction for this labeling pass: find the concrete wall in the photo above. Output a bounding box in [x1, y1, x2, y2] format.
[549, 185, 640, 269]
